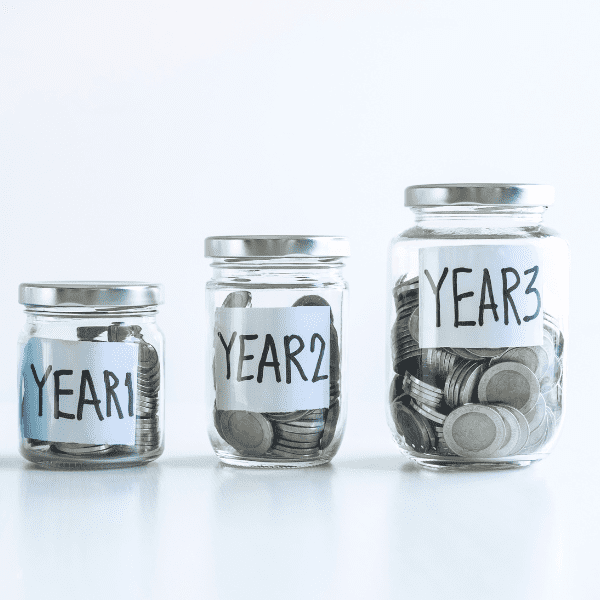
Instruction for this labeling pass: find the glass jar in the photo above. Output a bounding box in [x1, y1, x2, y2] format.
[205, 236, 349, 467]
[18, 282, 165, 469]
[387, 184, 568, 469]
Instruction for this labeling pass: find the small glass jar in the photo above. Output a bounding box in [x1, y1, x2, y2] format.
[18, 282, 165, 469]
[387, 184, 568, 469]
[205, 236, 349, 467]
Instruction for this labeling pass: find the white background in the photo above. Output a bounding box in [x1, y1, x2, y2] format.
[1, 2, 599, 599]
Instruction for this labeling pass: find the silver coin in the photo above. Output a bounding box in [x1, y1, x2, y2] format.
[457, 363, 485, 407]
[489, 346, 549, 379]
[478, 362, 539, 414]
[446, 360, 473, 408]
[264, 410, 313, 423]
[491, 406, 521, 457]
[271, 448, 321, 459]
[496, 404, 530, 454]
[275, 438, 320, 449]
[448, 347, 486, 361]
[409, 392, 443, 410]
[443, 360, 466, 407]
[271, 442, 320, 455]
[391, 401, 434, 453]
[53, 443, 112, 455]
[406, 373, 443, 396]
[408, 309, 419, 343]
[219, 411, 274, 456]
[539, 357, 562, 393]
[523, 395, 546, 431]
[282, 420, 325, 429]
[410, 399, 445, 425]
[222, 291, 252, 308]
[468, 347, 509, 358]
[275, 423, 324, 435]
[443, 404, 506, 458]
[413, 400, 446, 423]
[522, 412, 548, 451]
[276, 430, 323, 443]
[403, 380, 444, 404]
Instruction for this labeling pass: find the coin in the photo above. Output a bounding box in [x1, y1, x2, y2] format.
[139, 344, 159, 366]
[468, 347, 509, 358]
[276, 438, 320, 449]
[264, 410, 313, 423]
[489, 346, 549, 380]
[491, 405, 521, 457]
[270, 446, 320, 459]
[275, 423, 324, 435]
[76, 326, 108, 341]
[53, 443, 112, 455]
[391, 402, 434, 453]
[275, 430, 323, 443]
[522, 412, 548, 451]
[455, 363, 485, 407]
[523, 395, 546, 431]
[410, 399, 445, 425]
[478, 362, 539, 414]
[406, 373, 443, 396]
[292, 295, 331, 309]
[408, 309, 419, 343]
[412, 400, 446, 423]
[448, 348, 486, 361]
[219, 411, 274, 456]
[443, 405, 506, 458]
[496, 404, 530, 454]
[539, 357, 562, 394]
[222, 291, 252, 308]
[444, 360, 470, 408]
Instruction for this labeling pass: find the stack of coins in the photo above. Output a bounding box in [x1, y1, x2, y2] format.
[214, 293, 341, 461]
[402, 373, 447, 425]
[133, 332, 161, 454]
[390, 274, 564, 459]
[270, 409, 326, 459]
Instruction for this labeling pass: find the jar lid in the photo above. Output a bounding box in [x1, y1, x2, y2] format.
[18, 282, 164, 307]
[405, 184, 554, 207]
[204, 236, 350, 258]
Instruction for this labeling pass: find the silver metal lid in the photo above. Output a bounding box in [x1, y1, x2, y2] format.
[204, 236, 350, 258]
[19, 282, 164, 307]
[405, 184, 554, 207]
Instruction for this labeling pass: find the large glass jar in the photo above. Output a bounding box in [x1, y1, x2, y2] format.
[387, 184, 568, 469]
[18, 282, 165, 469]
[205, 236, 349, 467]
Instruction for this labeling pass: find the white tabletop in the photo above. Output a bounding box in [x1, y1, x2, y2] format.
[0, 399, 596, 600]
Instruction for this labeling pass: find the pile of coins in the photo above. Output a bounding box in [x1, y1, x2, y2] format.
[390, 275, 563, 459]
[213, 293, 341, 461]
[36, 323, 162, 458]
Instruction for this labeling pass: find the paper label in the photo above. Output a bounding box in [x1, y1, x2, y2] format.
[418, 245, 543, 348]
[214, 307, 330, 412]
[20, 339, 139, 444]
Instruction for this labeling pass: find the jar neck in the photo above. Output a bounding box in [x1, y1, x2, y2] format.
[23, 305, 158, 319]
[412, 205, 546, 228]
[211, 256, 344, 279]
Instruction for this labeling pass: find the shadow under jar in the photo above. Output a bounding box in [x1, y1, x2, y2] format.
[18, 282, 165, 469]
[205, 236, 349, 468]
[387, 184, 568, 470]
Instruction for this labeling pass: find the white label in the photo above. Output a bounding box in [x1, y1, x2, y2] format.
[419, 245, 543, 348]
[20, 339, 139, 444]
[214, 307, 330, 412]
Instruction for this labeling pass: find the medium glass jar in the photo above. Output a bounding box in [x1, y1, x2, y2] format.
[387, 184, 568, 469]
[205, 236, 349, 467]
[18, 282, 165, 469]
